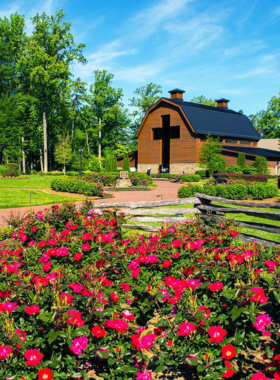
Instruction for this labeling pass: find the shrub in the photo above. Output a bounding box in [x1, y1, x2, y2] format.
[66, 171, 79, 176]
[214, 173, 268, 183]
[195, 169, 209, 178]
[253, 156, 269, 175]
[178, 183, 278, 200]
[0, 165, 8, 177]
[243, 165, 258, 174]
[180, 174, 201, 182]
[122, 155, 130, 172]
[51, 178, 103, 196]
[226, 165, 243, 174]
[178, 184, 202, 198]
[31, 170, 37, 175]
[89, 156, 102, 172]
[3, 163, 20, 177]
[152, 173, 181, 180]
[237, 152, 246, 168]
[216, 155, 226, 173]
[45, 171, 64, 176]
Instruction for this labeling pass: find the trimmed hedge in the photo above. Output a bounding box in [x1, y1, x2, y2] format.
[214, 173, 268, 183]
[152, 173, 181, 180]
[195, 170, 209, 178]
[51, 178, 103, 196]
[180, 174, 201, 182]
[66, 171, 79, 176]
[83, 172, 152, 187]
[178, 182, 278, 200]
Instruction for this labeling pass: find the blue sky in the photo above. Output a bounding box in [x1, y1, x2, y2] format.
[1, 0, 280, 115]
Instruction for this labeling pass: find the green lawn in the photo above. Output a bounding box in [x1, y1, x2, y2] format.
[0, 175, 57, 189]
[0, 189, 83, 209]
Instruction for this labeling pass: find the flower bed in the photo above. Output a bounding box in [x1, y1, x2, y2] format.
[178, 183, 278, 200]
[0, 203, 280, 379]
[51, 178, 104, 197]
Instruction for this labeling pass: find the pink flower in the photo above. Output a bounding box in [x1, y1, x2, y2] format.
[121, 283, 130, 292]
[264, 260, 276, 271]
[70, 337, 88, 355]
[251, 373, 268, 380]
[208, 326, 227, 343]
[249, 287, 268, 304]
[24, 349, 44, 366]
[185, 279, 202, 290]
[0, 345, 13, 359]
[178, 322, 196, 336]
[25, 305, 40, 315]
[96, 347, 108, 360]
[136, 371, 152, 380]
[209, 282, 224, 292]
[105, 319, 129, 333]
[1, 302, 18, 313]
[253, 314, 271, 332]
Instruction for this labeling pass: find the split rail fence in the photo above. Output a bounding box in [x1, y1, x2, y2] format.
[94, 193, 280, 247]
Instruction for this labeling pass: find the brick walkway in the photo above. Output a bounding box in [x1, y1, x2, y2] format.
[0, 181, 182, 226]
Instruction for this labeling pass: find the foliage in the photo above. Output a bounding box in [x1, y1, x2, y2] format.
[180, 174, 201, 182]
[214, 173, 268, 183]
[190, 95, 216, 107]
[253, 156, 269, 175]
[51, 178, 104, 196]
[216, 155, 226, 173]
[89, 156, 102, 172]
[2, 163, 20, 177]
[199, 135, 223, 176]
[129, 82, 162, 135]
[243, 165, 258, 175]
[178, 182, 278, 200]
[5, 203, 280, 379]
[122, 155, 131, 172]
[66, 171, 79, 176]
[237, 153, 246, 169]
[54, 135, 72, 174]
[195, 170, 209, 178]
[226, 165, 243, 174]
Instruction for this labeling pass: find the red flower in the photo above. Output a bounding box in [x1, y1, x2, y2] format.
[221, 344, 237, 359]
[92, 325, 106, 338]
[162, 260, 172, 268]
[24, 349, 44, 366]
[208, 326, 227, 343]
[209, 282, 224, 292]
[25, 305, 40, 315]
[222, 368, 235, 378]
[178, 322, 196, 336]
[110, 292, 120, 302]
[105, 319, 129, 333]
[251, 373, 268, 380]
[229, 230, 238, 237]
[72, 252, 83, 261]
[38, 368, 53, 380]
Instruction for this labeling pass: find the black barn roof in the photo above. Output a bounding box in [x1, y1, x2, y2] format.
[164, 97, 260, 141]
[222, 145, 280, 159]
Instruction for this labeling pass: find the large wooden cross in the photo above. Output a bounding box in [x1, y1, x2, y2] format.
[153, 115, 180, 171]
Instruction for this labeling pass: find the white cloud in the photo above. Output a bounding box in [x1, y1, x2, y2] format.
[223, 41, 266, 59]
[114, 64, 162, 84]
[88, 40, 138, 64]
[235, 67, 274, 79]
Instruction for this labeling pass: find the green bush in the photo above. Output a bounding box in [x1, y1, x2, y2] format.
[0, 165, 8, 177]
[243, 165, 258, 174]
[180, 174, 201, 182]
[253, 156, 269, 175]
[178, 183, 278, 200]
[237, 153, 246, 168]
[51, 178, 103, 196]
[195, 170, 209, 178]
[226, 165, 243, 174]
[31, 170, 37, 175]
[177, 185, 202, 198]
[66, 171, 79, 176]
[216, 156, 226, 173]
[3, 163, 20, 178]
[89, 156, 102, 172]
[122, 156, 130, 172]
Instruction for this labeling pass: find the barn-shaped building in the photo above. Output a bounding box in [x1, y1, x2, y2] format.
[117, 89, 280, 174]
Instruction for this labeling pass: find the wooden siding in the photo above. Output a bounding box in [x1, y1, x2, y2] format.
[117, 152, 138, 168]
[138, 104, 196, 165]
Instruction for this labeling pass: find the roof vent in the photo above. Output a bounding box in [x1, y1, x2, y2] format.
[168, 88, 185, 100]
[215, 98, 230, 109]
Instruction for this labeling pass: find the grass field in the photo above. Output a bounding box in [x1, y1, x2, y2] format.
[0, 175, 56, 189]
[0, 189, 83, 209]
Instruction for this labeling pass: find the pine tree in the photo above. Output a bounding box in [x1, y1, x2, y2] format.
[122, 155, 130, 172]
[237, 153, 246, 169]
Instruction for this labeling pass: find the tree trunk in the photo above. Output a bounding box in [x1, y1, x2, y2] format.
[40, 149, 44, 172]
[63, 160, 66, 174]
[85, 126, 90, 156]
[43, 97, 48, 172]
[22, 136, 26, 174]
[98, 118, 101, 166]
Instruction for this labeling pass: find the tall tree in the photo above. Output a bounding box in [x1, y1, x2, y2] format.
[54, 135, 72, 173]
[17, 10, 86, 172]
[129, 83, 162, 135]
[199, 135, 223, 176]
[250, 94, 280, 138]
[190, 95, 216, 107]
